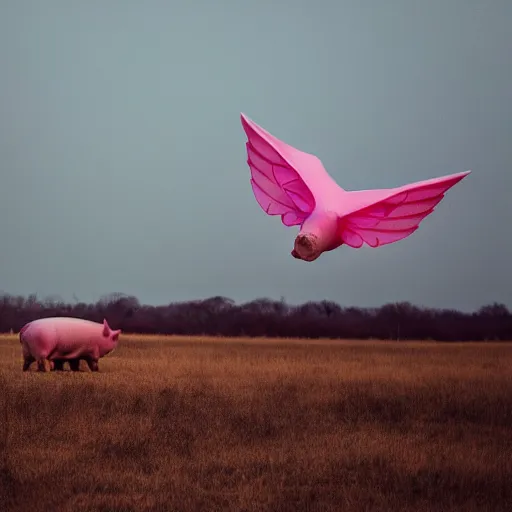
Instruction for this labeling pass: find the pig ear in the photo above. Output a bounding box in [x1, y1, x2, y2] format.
[112, 329, 121, 342]
[102, 319, 111, 337]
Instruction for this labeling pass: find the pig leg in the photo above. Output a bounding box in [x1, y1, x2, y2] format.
[68, 359, 81, 372]
[22, 344, 35, 371]
[85, 357, 99, 372]
[22, 354, 35, 372]
[37, 358, 48, 372]
[51, 359, 66, 371]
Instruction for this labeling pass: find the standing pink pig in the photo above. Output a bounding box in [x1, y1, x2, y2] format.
[20, 317, 121, 372]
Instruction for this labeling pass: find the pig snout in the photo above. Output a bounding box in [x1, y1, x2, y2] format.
[292, 234, 321, 262]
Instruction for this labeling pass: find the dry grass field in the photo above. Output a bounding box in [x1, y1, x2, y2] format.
[0, 334, 511, 511]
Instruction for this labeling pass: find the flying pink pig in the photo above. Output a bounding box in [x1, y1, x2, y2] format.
[241, 113, 470, 262]
[20, 317, 121, 372]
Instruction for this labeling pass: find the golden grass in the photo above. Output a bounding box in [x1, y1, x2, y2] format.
[1, 334, 511, 511]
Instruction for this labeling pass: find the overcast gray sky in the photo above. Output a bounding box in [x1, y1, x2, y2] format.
[1, 0, 510, 311]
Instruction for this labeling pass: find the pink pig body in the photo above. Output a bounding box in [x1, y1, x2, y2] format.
[20, 317, 121, 372]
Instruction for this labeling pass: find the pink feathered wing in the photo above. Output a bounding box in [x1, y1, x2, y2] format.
[338, 171, 470, 248]
[241, 113, 470, 250]
[241, 114, 316, 227]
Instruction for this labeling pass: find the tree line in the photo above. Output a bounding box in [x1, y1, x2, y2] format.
[0, 292, 510, 341]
